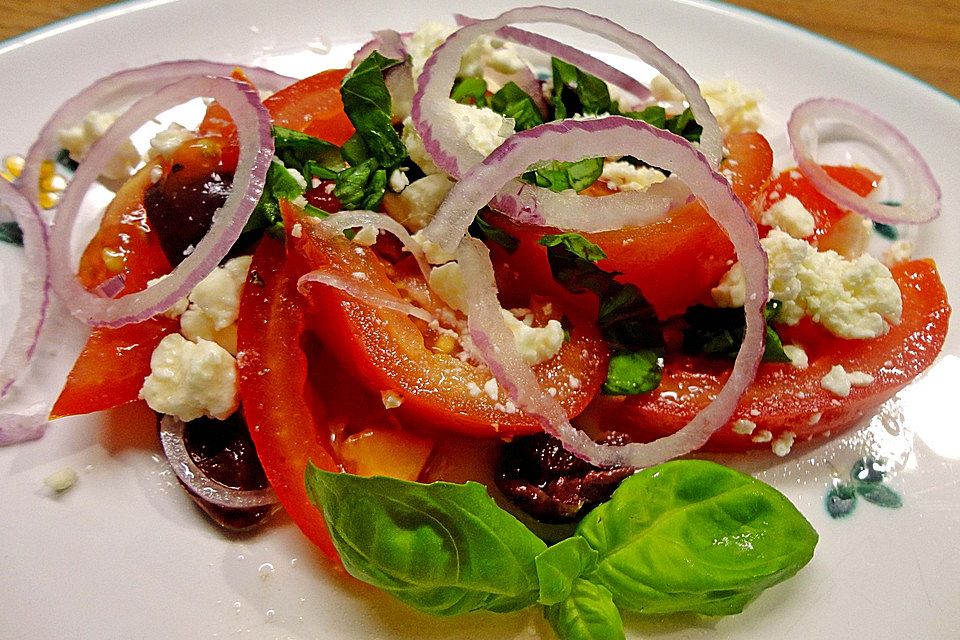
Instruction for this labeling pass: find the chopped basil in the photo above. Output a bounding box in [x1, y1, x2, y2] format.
[539, 233, 664, 394]
[682, 300, 791, 363]
[0, 220, 24, 246]
[872, 220, 899, 240]
[469, 214, 519, 252]
[624, 105, 702, 143]
[334, 158, 388, 211]
[244, 159, 306, 234]
[340, 51, 406, 168]
[55, 148, 78, 172]
[271, 126, 342, 175]
[550, 57, 614, 119]
[491, 81, 544, 131]
[523, 157, 604, 193]
[451, 76, 489, 107]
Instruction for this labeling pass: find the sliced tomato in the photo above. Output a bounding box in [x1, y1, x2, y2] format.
[581, 259, 951, 451]
[263, 68, 355, 144]
[282, 204, 609, 438]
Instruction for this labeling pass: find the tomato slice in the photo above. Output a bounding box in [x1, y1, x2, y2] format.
[581, 259, 951, 451]
[263, 68, 355, 144]
[237, 236, 341, 561]
[282, 204, 609, 438]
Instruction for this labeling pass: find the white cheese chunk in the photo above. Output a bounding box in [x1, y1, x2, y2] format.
[385, 173, 456, 233]
[820, 364, 875, 398]
[146, 123, 197, 160]
[599, 161, 666, 192]
[760, 194, 815, 239]
[57, 110, 140, 180]
[179, 255, 252, 355]
[500, 309, 565, 366]
[140, 334, 239, 421]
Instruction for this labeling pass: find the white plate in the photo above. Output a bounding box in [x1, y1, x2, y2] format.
[1, 1, 958, 639]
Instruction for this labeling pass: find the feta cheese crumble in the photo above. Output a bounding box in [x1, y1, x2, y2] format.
[713, 229, 902, 339]
[140, 334, 239, 421]
[385, 172, 455, 232]
[58, 110, 140, 180]
[146, 123, 197, 160]
[599, 161, 666, 192]
[649, 75, 762, 134]
[500, 309, 565, 365]
[180, 255, 252, 355]
[771, 431, 796, 457]
[759, 195, 815, 239]
[820, 365, 874, 398]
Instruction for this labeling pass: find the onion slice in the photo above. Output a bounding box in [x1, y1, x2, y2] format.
[429, 117, 767, 468]
[298, 270, 436, 324]
[412, 5, 722, 180]
[0, 180, 50, 399]
[788, 97, 941, 225]
[49, 75, 273, 327]
[19, 60, 293, 206]
[319, 210, 431, 278]
[159, 414, 278, 510]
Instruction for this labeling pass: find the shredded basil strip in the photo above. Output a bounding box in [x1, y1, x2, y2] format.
[0, 220, 24, 246]
[491, 81, 545, 131]
[451, 76, 489, 107]
[683, 300, 791, 363]
[339, 51, 406, 168]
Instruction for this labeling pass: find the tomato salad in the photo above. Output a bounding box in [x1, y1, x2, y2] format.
[0, 6, 950, 640]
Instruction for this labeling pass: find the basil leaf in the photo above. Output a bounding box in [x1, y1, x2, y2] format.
[0, 220, 24, 246]
[682, 300, 791, 363]
[544, 579, 625, 640]
[577, 459, 818, 616]
[602, 351, 661, 395]
[536, 537, 599, 606]
[451, 76, 489, 107]
[244, 159, 306, 234]
[469, 215, 519, 253]
[340, 51, 406, 168]
[623, 105, 667, 129]
[271, 126, 342, 174]
[305, 465, 547, 616]
[491, 82, 544, 131]
[540, 234, 664, 394]
[523, 158, 603, 193]
[333, 158, 386, 211]
[623, 106, 702, 144]
[551, 57, 614, 119]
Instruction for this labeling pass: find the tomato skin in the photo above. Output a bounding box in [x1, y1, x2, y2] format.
[263, 69, 355, 144]
[282, 205, 608, 439]
[582, 259, 951, 451]
[236, 236, 342, 562]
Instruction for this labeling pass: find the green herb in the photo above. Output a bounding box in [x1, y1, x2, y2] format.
[826, 456, 902, 519]
[306, 460, 818, 636]
[523, 158, 604, 193]
[244, 159, 307, 235]
[305, 465, 546, 616]
[0, 220, 24, 246]
[682, 300, 791, 363]
[872, 220, 899, 240]
[491, 81, 545, 131]
[539, 233, 664, 394]
[271, 126, 343, 175]
[451, 76, 489, 107]
[825, 482, 858, 519]
[550, 57, 614, 119]
[340, 51, 406, 168]
[469, 214, 519, 252]
[55, 148, 78, 172]
[544, 579, 625, 640]
[578, 460, 819, 616]
[333, 158, 388, 211]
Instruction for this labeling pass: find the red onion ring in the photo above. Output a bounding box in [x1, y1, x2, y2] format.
[454, 14, 654, 106]
[412, 5, 722, 181]
[788, 97, 941, 225]
[49, 75, 273, 327]
[159, 414, 278, 510]
[298, 270, 436, 324]
[351, 29, 408, 68]
[19, 60, 293, 207]
[319, 210, 431, 278]
[431, 117, 767, 468]
[0, 180, 50, 399]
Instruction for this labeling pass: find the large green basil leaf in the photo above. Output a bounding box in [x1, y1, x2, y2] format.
[305, 465, 547, 616]
[536, 536, 598, 606]
[577, 459, 818, 616]
[340, 51, 406, 167]
[544, 579, 625, 640]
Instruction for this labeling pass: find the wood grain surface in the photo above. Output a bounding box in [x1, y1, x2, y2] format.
[1, 0, 958, 99]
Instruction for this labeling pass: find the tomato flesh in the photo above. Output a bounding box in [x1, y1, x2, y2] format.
[583, 259, 951, 450]
[263, 69, 355, 144]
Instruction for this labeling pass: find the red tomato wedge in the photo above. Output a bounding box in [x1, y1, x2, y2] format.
[263, 68, 355, 144]
[236, 236, 342, 562]
[581, 259, 951, 451]
[282, 204, 609, 438]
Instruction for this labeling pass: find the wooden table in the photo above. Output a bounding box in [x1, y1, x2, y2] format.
[2, 0, 958, 99]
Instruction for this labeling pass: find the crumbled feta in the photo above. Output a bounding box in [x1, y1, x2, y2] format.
[146, 123, 197, 160]
[751, 429, 773, 443]
[381, 390, 403, 409]
[466, 381, 483, 397]
[406, 21, 525, 79]
[649, 75, 762, 134]
[388, 168, 410, 193]
[712, 229, 902, 339]
[407, 21, 457, 78]
[759, 194, 815, 239]
[180, 255, 252, 355]
[820, 365, 875, 398]
[401, 117, 443, 176]
[352, 225, 380, 247]
[291, 222, 303, 239]
[57, 110, 140, 180]
[883, 239, 914, 267]
[818, 212, 873, 259]
[44, 467, 79, 492]
[140, 334, 239, 421]
[771, 431, 796, 457]
[428, 262, 468, 312]
[412, 228, 458, 265]
[783, 344, 809, 370]
[385, 173, 456, 232]
[732, 418, 757, 435]
[501, 309, 565, 365]
[599, 161, 666, 192]
[449, 102, 515, 157]
[483, 377, 499, 401]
